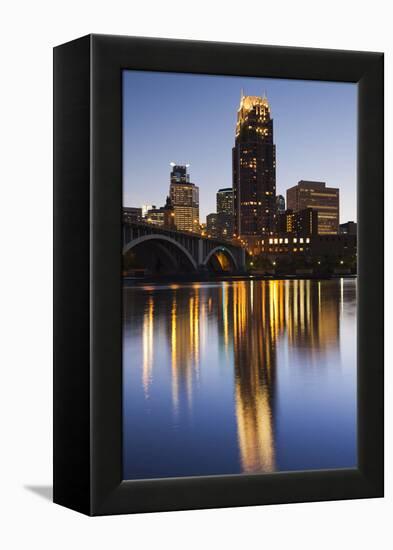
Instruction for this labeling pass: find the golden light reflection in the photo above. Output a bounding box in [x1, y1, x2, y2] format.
[127, 277, 342, 475]
[169, 288, 201, 412]
[142, 295, 154, 398]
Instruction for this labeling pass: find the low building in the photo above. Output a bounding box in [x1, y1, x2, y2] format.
[146, 197, 176, 228]
[249, 233, 356, 260]
[339, 221, 357, 235]
[123, 206, 142, 224]
[146, 206, 164, 226]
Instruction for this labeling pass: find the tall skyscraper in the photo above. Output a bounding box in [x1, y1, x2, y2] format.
[232, 93, 276, 245]
[217, 188, 233, 215]
[169, 164, 199, 232]
[216, 187, 234, 239]
[287, 180, 339, 234]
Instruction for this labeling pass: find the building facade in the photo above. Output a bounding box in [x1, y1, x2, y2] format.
[232, 93, 276, 244]
[248, 233, 356, 260]
[295, 208, 319, 236]
[217, 188, 234, 215]
[339, 221, 357, 235]
[276, 207, 318, 236]
[146, 196, 175, 228]
[169, 164, 199, 232]
[206, 212, 232, 240]
[206, 213, 219, 238]
[123, 206, 142, 224]
[287, 180, 339, 234]
[216, 187, 234, 239]
[276, 194, 285, 214]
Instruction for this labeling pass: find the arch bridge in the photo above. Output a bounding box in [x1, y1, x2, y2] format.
[123, 222, 246, 275]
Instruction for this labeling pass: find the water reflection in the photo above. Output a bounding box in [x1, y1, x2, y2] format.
[123, 279, 357, 479]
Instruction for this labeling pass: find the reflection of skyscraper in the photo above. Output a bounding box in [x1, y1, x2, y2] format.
[232, 281, 277, 473]
[232, 93, 276, 244]
[217, 279, 341, 473]
[169, 164, 199, 232]
[168, 288, 200, 411]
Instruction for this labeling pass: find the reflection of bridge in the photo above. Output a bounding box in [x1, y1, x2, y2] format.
[123, 222, 246, 274]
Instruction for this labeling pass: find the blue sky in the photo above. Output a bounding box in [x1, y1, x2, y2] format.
[123, 71, 357, 223]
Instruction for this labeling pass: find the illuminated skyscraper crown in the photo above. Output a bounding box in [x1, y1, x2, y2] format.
[236, 91, 271, 137]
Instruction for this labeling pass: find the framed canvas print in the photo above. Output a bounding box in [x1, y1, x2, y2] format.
[53, 34, 384, 515]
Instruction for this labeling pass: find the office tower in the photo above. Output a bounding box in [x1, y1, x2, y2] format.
[216, 187, 234, 239]
[217, 188, 234, 215]
[276, 194, 285, 214]
[169, 164, 199, 232]
[232, 92, 276, 244]
[287, 180, 339, 234]
[170, 163, 190, 184]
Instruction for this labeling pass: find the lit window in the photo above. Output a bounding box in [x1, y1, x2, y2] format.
[274, 238, 278, 244]
[293, 238, 297, 243]
[279, 238, 283, 244]
[269, 238, 273, 244]
[306, 237, 310, 243]
[284, 238, 288, 244]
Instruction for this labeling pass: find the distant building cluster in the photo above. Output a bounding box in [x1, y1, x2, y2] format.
[123, 92, 356, 263]
[206, 188, 234, 240]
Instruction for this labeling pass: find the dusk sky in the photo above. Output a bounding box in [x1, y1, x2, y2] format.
[123, 71, 357, 223]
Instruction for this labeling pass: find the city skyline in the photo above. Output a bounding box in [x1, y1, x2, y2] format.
[123, 71, 357, 223]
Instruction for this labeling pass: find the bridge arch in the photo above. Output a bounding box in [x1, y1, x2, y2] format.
[123, 234, 198, 272]
[203, 246, 239, 272]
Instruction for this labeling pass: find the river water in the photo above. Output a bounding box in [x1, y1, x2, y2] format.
[123, 278, 357, 480]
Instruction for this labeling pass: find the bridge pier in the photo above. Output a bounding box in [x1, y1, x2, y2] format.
[198, 239, 204, 266]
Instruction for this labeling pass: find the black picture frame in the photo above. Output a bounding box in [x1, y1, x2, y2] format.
[53, 34, 384, 516]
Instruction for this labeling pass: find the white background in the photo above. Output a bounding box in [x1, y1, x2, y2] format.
[0, 1, 391, 548]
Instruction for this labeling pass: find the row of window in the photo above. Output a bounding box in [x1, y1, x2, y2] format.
[267, 237, 311, 245]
